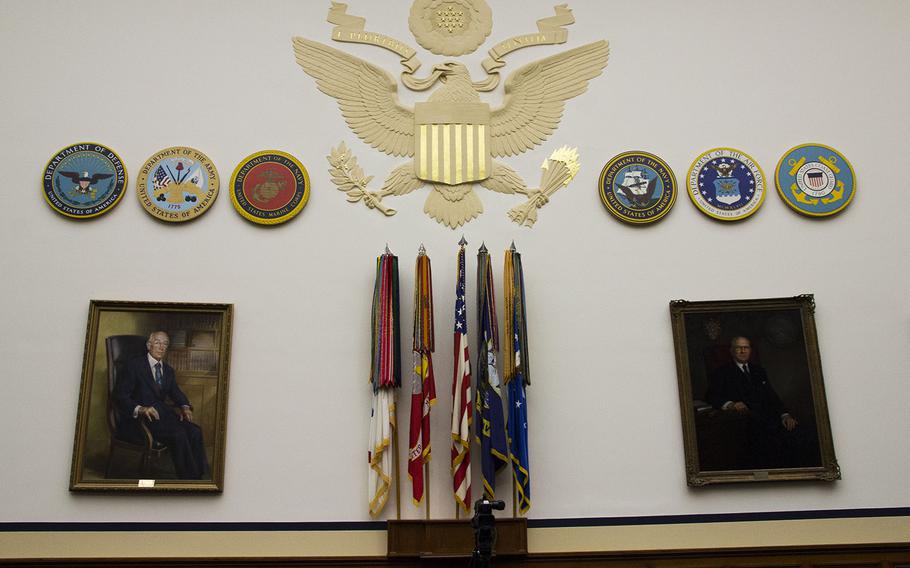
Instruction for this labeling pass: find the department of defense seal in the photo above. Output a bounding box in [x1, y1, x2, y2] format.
[230, 150, 311, 225]
[687, 147, 765, 221]
[42, 142, 127, 219]
[775, 143, 855, 217]
[136, 146, 219, 222]
[599, 151, 677, 224]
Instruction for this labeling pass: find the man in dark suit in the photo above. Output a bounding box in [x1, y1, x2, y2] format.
[113, 331, 209, 479]
[705, 336, 818, 469]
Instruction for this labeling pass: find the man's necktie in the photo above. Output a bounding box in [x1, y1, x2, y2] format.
[154, 362, 163, 386]
[742, 363, 750, 376]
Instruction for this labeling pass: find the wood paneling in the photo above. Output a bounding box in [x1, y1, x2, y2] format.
[0, 543, 907, 567]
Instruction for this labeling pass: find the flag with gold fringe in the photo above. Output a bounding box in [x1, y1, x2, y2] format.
[368, 251, 401, 517]
[505, 244, 531, 514]
[451, 238, 472, 513]
[475, 243, 509, 498]
[408, 246, 436, 506]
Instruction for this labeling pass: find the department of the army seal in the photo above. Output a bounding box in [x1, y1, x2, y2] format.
[42, 142, 127, 219]
[229, 150, 311, 225]
[136, 146, 219, 223]
[775, 143, 855, 217]
[687, 147, 765, 221]
[599, 151, 677, 224]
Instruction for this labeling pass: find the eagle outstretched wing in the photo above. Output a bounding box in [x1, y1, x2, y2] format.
[57, 171, 112, 184]
[292, 38, 415, 157]
[57, 171, 82, 182]
[490, 41, 609, 158]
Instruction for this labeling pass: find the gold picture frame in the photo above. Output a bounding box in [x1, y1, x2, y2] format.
[69, 300, 233, 492]
[669, 295, 840, 486]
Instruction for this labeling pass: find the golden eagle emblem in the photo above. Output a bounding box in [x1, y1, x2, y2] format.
[292, 3, 608, 228]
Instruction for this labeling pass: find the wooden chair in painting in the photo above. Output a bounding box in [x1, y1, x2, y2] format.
[104, 334, 170, 478]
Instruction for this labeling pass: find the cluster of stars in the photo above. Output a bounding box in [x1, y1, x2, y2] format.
[435, 5, 465, 33]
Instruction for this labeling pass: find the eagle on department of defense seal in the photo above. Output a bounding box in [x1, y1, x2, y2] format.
[291, 7, 609, 228]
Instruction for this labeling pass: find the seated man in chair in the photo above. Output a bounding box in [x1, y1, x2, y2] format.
[113, 331, 209, 479]
[704, 335, 819, 469]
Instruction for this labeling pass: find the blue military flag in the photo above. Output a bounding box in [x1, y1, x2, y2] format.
[475, 244, 508, 499]
[504, 245, 530, 513]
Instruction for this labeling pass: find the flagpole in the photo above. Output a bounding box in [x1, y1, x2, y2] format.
[452, 236, 471, 521]
[421, 245, 431, 521]
[457, 234, 463, 521]
[394, 420, 401, 520]
[512, 480, 517, 518]
[389, 243, 402, 521]
[424, 462, 430, 520]
[506, 242, 516, 519]
[506, 242, 521, 519]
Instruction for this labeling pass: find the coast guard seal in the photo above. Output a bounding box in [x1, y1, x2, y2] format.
[136, 146, 220, 223]
[230, 150, 310, 225]
[42, 142, 127, 219]
[687, 147, 765, 221]
[599, 151, 676, 224]
[775, 143, 855, 217]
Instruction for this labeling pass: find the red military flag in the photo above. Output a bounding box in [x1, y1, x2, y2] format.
[408, 247, 436, 505]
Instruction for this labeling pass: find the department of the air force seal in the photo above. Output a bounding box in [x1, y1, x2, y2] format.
[229, 150, 310, 225]
[136, 146, 220, 222]
[599, 151, 677, 224]
[687, 147, 765, 221]
[775, 143, 855, 217]
[42, 142, 127, 219]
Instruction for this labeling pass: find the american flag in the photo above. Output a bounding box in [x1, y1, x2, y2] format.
[451, 244, 472, 512]
[153, 165, 171, 190]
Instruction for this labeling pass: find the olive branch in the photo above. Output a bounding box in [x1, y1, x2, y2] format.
[326, 143, 396, 216]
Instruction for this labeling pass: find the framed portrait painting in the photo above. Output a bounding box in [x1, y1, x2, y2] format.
[669, 295, 840, 486]
[69, 300, 233, 491]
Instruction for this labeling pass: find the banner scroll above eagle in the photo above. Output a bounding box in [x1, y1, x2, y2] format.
[292, 2, 609, 228]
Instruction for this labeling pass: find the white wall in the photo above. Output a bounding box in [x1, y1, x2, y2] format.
[0, 0, 908, 524]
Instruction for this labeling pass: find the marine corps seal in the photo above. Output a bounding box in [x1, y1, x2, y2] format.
[687, 147, 765, 222]
[599, 151, 677, 224]
[136, 146, 220, 223]
[775, 143, 855, 217]
[42, 142, 127, 219]
[230, 150, 310, 225]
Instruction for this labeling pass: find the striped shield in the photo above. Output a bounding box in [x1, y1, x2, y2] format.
[414, 102, 491, 185]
